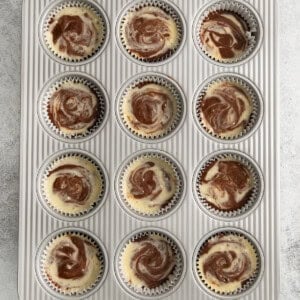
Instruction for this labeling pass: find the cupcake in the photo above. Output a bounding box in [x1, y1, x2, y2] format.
[200, 10, 249, 61]
[42, 154, 105, 216]
[121, 82, 180, 139]
[196, 232, 259, 294]
[193, 0, 262, 65]
[44, 2, 107, 62]
[115, 229, 186, 298]
[199, 158, 254, 212]
[200, 80, 253, 138]
[194, 74, 263, 142]
[121, 234, 176, 289]
[121, 156, 178, 215]
[42, 233, 104, 295]
[47, 81, 101, 136]
[118, 1, 185, 63]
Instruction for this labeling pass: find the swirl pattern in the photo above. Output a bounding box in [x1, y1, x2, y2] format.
[200, 160, 253, 211]
[122, 6, 179, 60]
[130, 236, 175, 288]
[51, 235, 88, 279]
[198, 234, 257, 293]
[47, 7, 102, 58]
[200, 11, 249, 60]
[200, 82, 252, 137]
[48, 164, 92, 205]
[44, 234, 102, 294]
[48, 86, 99, 134]
[129, 161, 172, 200]
[127, 84, 174, 135]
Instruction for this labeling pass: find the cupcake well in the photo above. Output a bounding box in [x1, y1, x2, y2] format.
[192, 0, 263, 66]
[35, 228, 108, 300]
[115, 149, 186, 221]
[114, 227, 186, 299]
[192, 149, 264, 221]
[36, 149, 109, 222]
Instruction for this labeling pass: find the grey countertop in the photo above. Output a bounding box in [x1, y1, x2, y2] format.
[0, 0, 299, 299]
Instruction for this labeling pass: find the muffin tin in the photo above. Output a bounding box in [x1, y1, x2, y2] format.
[19, 0, 279, 299]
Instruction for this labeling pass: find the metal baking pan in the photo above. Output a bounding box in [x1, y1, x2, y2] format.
[18, 0, 279, 299]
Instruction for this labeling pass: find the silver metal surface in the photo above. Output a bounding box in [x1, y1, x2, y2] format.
[19, 0, 279, 299]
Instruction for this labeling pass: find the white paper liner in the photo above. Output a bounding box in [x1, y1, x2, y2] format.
[117, 0, 186, 65]
[115, 228, 186, 299]
[193, 73, 263, 143]
[192, 150, 264, 221]
[38, 73, 108, 142]
[116, 72, 186, 143]
[193, 0, 263, 65]
[115, 150, 186, 221]
[39, 0, 109, 64]
[35, 228, 108, 299]
[37, 150, 108, 221]
[193, 228, 264, 299]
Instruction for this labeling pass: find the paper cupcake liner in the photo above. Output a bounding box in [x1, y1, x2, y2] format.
[37, 149, 108, 222]
[114, 227, 186, 299]
[193, 73, 263, 143]
[35, 228, 108, 299]
[193, 227, 264, 299]
[116, 0, 186, 65]
[116, 72, 186, 143]
[193, 0, 263, 66]
[39, 0, 109, 64]
[115, 150, 186, 221]
[192, 150, 264, 221]
[38, 72, 109, 143]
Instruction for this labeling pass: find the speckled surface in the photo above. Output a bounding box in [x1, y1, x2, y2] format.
[0, 0, 299, 299]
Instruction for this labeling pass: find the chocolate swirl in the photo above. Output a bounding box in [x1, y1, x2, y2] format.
[129, 161, 172, 201]
[200, 160, 253, 211]
[201, 83, 251, 136]
[49, 164, 91, 205]
[199, 235, 256, 287]
[51, 236, 88, 279]
[123, 7, 178, 59]
[200, 11, 249, 59]
[48, 87, 99, 133]
[130, 237, 175, 288]
[50, 12, 98, 57]
[130, 85, 174, 134]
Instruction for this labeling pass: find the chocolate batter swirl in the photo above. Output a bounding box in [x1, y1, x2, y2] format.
[129, 161, 172, 201]
[201, 83, 251, 136]
[49, 164, 92, 205]
[48, 87, 99, 133]
[199, 235, 256, 287]
[200, 11, 249, 59]
[130, 237, 175, 288]
[50, 12, 98, 57]
[130, 85, 174, 134]
[200, 160, 253, 211]
[123, 7, 178, 60]
[51, 236, 88, 279]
